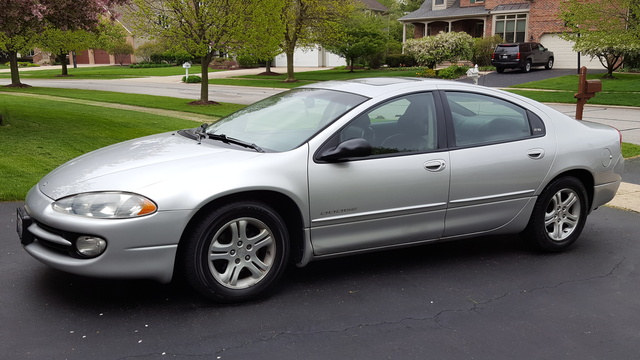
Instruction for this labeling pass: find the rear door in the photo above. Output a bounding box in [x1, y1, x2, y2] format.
[442, 90, 556, 237]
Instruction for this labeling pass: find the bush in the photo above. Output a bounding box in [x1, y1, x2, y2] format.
[405, 31, 474, 69]
[182, 75, 201, 83]
[437, 65, 469, 79]
[4, 62, 39, 67]
[385, 54, 417, 67]
[236, 55, 263, 68]
[129, 62, 174, 69]
[473, 35, 503, 67]
[415, 68, 437, 78]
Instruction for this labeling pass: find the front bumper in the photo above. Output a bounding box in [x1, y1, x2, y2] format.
[18, 186, 194, 283]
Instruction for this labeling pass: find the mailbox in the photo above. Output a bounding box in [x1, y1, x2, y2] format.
[586, 79, 602, 94]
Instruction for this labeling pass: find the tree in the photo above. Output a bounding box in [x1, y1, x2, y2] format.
[37, 27, 93, 76]
[560, 0, 640, 78]
[404, 31, 474, 69]
[93, 20, 133, 66]
[323, 12, 388, 72]
[130, 0, 284, 105]
[0, 0, 129, 87]
[279, 0, 358, 82]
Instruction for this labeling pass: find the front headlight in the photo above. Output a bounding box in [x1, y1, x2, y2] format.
[52, 192, 157, 219]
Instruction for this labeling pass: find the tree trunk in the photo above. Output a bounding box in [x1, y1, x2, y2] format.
[200, 54, 210, 102]
[349, 57, 355, 73]
[285, 48, 297, 82]
[8, 51, 24, 87]
[58, 53, 69, 76]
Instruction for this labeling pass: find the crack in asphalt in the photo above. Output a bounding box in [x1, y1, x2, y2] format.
[434, 257, 627, 328]
[136, 257, 627, 358]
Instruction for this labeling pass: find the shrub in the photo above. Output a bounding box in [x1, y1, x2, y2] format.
[385, 54, 417, 67]
[405, 31, 474, 69]
[473, 35, 503, 67]
[129, 62, 174, 68]
[236, 55, 263, 68]
[415, 68, 437, 78]
[437, 65, 469, 79]
[182, 75, 201, 83]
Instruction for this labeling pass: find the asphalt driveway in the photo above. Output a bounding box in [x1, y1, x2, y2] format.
[2, 200, 639, 359]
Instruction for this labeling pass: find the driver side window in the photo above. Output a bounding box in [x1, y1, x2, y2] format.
[341, 93, 438, 155]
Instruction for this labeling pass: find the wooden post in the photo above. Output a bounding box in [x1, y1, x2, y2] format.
[574, 66, 601, 120]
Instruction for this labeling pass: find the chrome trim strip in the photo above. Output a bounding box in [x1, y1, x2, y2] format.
[312, 202, 447, 224]
[449, 189, 535, 204]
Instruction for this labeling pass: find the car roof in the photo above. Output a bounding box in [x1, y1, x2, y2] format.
[299, 77, 461, 98]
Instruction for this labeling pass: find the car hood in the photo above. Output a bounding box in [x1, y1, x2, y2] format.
[39, 131, 261, 200]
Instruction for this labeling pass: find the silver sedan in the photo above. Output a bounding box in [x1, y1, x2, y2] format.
[17, 78, 624, 302]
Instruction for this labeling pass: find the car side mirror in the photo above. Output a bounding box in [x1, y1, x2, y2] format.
[319, 138, 372, 162]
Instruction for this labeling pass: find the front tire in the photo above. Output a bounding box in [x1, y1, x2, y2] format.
[182, 201, 289, 302]
[524, 177, 588, 252]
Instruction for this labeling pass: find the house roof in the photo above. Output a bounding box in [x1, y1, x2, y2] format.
[360, 0, 389, 13]
[399, 0, 489, 22]
[492, 3, 530, 13]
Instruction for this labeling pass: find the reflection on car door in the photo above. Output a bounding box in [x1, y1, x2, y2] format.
[443, 91, 556, 237]
[308, 92, 450, 255]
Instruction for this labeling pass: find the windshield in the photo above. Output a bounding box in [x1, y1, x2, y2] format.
[205, 88, 368, 152]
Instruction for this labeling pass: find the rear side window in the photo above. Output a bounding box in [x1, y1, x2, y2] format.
[445, 92, 544, 147]
[519, 43, 532, 52]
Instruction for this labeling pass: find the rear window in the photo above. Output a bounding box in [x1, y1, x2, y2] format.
[495, 44, 518, 53]
[519, 43, 532, 52]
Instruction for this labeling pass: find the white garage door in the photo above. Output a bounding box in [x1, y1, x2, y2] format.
[540, 33, 603, 70]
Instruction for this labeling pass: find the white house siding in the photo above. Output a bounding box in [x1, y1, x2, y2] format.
[274, 46, 346, 67]
[540, 33, 603, 70]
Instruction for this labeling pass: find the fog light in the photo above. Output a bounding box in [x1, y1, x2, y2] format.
[76, 236, 107, 258]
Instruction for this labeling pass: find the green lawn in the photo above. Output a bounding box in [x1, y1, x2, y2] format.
[0, 94, 201, 200]
[507, 73, 640, 107]
[0, 64, 223, 79]
[0, 87, 245, 118]
[210, 68, 430, 88]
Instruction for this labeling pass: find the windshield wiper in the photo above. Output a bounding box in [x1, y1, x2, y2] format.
[208, 133, 265, 153]
[194, 123, 209, 144]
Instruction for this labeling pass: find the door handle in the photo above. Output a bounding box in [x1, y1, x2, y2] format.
[424, 159, 446, 172]
[527, 148, 545, 159]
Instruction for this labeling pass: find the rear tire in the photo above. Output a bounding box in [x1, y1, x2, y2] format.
[545, 58, 554, 70]
[522, 60, 532, 73]
[496, 67, 505, 73]
[523, 177, 588, 252]
[182, 201, 289, 302]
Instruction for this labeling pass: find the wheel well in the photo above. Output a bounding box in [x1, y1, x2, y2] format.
[175, 191, 305, 272]
[547, 169, 594, 208]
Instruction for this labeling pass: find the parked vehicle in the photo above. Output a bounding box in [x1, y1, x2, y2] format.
[492, 42, 554, 73]
[17, 78, 623, 302]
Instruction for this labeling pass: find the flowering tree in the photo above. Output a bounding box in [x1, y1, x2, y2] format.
[560, 0, 640, 78]
[404, 31, 474, 69]
[0, 0, 129, 87]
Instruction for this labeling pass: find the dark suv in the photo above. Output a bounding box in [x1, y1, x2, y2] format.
[491, 42, 554, 73]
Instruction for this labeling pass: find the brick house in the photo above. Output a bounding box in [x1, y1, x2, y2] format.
[399, 0, 601, 69]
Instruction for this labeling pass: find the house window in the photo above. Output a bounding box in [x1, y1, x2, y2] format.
[435, 0, 444, 4]
[494, 14, 527, 43]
